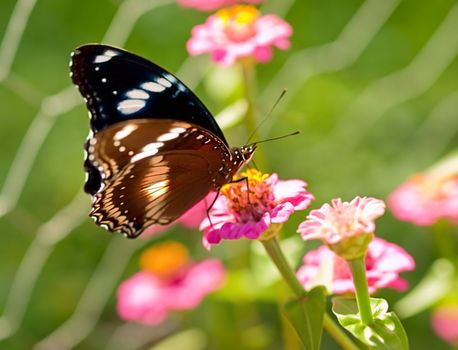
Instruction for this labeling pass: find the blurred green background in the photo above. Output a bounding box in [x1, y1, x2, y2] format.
[0, 0, 457, 349]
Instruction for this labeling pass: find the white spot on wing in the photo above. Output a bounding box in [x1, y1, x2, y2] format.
[126, 89, 149, 99]
[163, 73, 177, 84]
[170, 127, 186, 133]
[157, 132, 178, 142]
[114, 124, 138, 140]
[130, 142, 164, 162]
[141, 81, 165, 92]
[117, 99, 146, 114]
[144, 142, 164, 151]
[157, 77, 172, 87]
[100, 223, 110, 230]
[94, 49, 118, 63]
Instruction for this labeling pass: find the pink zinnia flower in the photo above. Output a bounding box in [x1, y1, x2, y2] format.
[431, 305, 458, 346]
[117, 242, 225, 325]
[297, 197, 386, 259]
[117, 272, 169, 325]
[388, 173, 458, 226]
[187, 5, 292, 66]
[296, 238, 415, 294]
[201, 168, 314, 249]
[178, 0, 261, 11]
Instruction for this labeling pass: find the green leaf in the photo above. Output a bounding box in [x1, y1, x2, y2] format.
[283, 286, 326, 350]
[332, 297, 409, 350]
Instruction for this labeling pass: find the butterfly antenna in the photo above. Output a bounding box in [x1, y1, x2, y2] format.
[245, 89, 287, 144]
[247, 130, 300, 147]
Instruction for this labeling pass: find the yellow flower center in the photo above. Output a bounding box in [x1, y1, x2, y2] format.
[140, 241, 189, 279]
[216, 5, 259, 42]
[221, 168, 274, 221]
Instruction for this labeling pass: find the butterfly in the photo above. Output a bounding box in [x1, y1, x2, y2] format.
[70, 44, 256, 238]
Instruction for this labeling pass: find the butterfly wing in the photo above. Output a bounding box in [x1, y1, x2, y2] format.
[70, 44, 227, 144]
[86, 119, 193, 188]
[70, 44, 242, 236]
[87, 118, 230, 237]
[90, 152, 214, 237]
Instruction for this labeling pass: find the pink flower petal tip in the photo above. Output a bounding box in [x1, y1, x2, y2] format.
[431, 305, 458, 346]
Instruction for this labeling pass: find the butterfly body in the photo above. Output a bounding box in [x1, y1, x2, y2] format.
[70, 44, 255, 238]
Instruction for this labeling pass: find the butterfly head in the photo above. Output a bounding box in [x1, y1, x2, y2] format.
[240, 144, 257, 164]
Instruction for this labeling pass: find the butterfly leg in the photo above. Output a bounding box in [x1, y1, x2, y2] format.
[230, 176, 251, 205]
[206, 190, 221, 227]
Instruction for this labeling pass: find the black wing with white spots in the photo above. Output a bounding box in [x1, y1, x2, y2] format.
[70, 44, 227, 143]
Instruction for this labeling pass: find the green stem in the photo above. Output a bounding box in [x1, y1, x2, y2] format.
[348, 257, 374, 325]
[262, 237, 359, 350]
[261, 236, 305, 297]
[240, 60, 268, 169]
[323, 313, 361, 350]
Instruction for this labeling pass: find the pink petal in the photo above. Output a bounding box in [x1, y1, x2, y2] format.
[254, 46, 273, 63]
[388, 174, 458, 226]
[431, 305, 458, 345]
[117, 272, 168, 325]
[166, 260, 225, 309]
[270, 202, 295, 223]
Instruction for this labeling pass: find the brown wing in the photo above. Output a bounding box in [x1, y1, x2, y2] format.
[85, 118, 227, 193]
[86, 118, 232, 237]
[90, 151, 215, 237]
